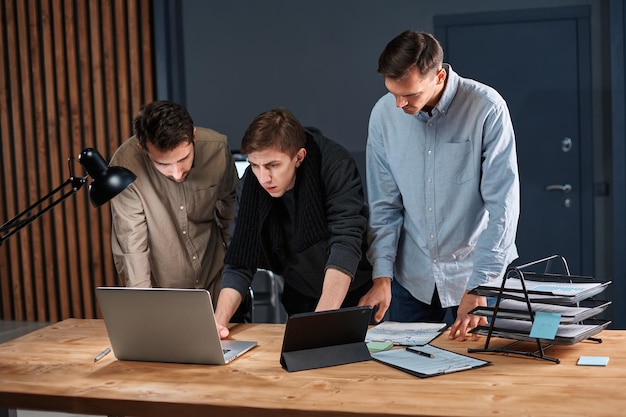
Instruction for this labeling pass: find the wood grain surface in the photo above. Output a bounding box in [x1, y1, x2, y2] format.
[0, 319, 623, 417]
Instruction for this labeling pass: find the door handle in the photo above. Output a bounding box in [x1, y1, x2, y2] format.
[545, 184, 572, 193]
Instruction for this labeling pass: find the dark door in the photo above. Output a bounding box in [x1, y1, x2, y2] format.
[435, 6, 593, 275]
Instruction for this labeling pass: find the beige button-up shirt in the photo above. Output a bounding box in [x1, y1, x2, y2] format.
[110, 127, 237, 300]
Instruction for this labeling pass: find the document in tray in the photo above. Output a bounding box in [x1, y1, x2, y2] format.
[473, 278, 610, 303]
[371, 345, 490, 378]
[365, 321, 447, 346]
[470, 299, 612, 323]
[471, 318, 611, 345]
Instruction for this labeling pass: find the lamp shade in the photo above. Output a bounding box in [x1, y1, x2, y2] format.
[79, 148, 136, 208]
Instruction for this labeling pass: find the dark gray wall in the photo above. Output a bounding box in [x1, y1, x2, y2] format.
[171, 0, 606, 188]
[180, 1, 392, 153]
[175, 0, 602, 151]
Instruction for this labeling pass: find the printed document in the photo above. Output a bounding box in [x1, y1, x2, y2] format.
[365, 322, 447, 346]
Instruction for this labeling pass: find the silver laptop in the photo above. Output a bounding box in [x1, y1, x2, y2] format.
[95, 287, 256, 365]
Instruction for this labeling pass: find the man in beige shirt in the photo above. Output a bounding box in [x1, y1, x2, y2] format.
[110, 100, 238, 302]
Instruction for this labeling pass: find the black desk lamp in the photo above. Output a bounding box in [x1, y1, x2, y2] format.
[0, 148, 136, 245]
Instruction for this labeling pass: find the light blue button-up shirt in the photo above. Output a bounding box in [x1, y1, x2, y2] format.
[366, 65, 520, 308]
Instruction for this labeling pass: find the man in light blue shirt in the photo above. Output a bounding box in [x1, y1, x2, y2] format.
[362, 30, 520, 340]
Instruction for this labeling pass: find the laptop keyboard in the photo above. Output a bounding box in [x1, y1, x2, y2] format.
[223, 348, 230, 354]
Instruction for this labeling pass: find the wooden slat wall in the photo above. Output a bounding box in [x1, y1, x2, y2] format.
[0, 0, 154, 321]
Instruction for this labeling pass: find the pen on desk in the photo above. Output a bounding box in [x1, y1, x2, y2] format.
[442, 365, 473, 374]
[94, 347, 111, 363]
[406, 347, 435, 358]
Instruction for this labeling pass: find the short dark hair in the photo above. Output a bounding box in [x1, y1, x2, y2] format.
[133, 100, 194, 151]
[240, 107, 306, 157]
[378, 30, 443, 79]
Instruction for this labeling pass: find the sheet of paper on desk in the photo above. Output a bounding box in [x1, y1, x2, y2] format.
[365, 321, 447, 346]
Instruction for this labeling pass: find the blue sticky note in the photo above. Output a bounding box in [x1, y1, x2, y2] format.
[577, 356, 609, 366]
[529, 311, 561, 339]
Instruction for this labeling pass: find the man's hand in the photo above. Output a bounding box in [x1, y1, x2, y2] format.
[358, 277, 391, 323]
[217, 322, 230, 339]
[448, 291, 487, 341]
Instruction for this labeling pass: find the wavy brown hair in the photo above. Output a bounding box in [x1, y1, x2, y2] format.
[134, 100, 194, 151]
[240, 107, 306, 158]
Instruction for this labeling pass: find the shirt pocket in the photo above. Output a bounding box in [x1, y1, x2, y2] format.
[438, 140, 475, 184]
[186, 184, 218, 221]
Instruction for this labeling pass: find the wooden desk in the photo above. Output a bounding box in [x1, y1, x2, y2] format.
[0, 319, 624, 417]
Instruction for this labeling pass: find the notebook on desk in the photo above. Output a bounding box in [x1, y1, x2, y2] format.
[95, 287, 256, 365]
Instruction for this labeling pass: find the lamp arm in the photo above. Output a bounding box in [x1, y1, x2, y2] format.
[0, 175, 87, 245]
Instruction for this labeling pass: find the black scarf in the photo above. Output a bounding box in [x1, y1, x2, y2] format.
[225, 134, 329, 273]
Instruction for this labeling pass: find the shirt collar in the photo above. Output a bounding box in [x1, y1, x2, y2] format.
[434, 64, 458, 116]
[418, 63, 458, 119]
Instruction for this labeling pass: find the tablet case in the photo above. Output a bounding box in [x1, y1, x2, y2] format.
[280, 306, 373, 372]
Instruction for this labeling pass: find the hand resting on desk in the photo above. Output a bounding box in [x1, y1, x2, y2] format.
[448, 291, 487, 341]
